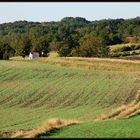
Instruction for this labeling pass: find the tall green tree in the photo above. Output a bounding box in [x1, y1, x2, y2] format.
[9, 33, 32, 57]
[57, 43, 71, 57]
[0, 35, 14, 59]
[79, 32, 109, 57]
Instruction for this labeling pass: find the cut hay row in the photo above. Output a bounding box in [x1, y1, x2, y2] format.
[34, 56, 140, 73]
[0, 119, 79, 138]
[93, 89, 140, 121]
[2, 94, 140, 138]
[10, 55, 140, 73]
[0, 89, 140, 138]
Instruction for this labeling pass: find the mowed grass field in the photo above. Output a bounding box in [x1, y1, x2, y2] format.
[0, 56, 140, 137]
[42, 115, 140, 138]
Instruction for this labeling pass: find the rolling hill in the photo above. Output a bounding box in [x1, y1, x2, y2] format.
[0, 57, 140, 138]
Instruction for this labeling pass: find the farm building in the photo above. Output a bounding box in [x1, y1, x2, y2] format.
[29, 52, 39, 59]
[125, 35, 134, 43]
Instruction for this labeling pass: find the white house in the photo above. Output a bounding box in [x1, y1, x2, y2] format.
[29, 52, 39, 60]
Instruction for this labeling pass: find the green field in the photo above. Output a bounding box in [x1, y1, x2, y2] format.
[0, 57, 140, 138]
[41, 115, 140, 138]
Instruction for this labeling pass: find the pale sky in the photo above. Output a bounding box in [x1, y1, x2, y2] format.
[0, 2, 140, 23]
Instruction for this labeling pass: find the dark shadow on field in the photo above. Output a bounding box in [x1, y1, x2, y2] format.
[36, 128, 61, 138]
[127, 112, 140, 119]
[36, 123, 77, 138]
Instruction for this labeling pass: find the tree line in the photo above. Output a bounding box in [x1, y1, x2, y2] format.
[0, 17, 140, 59]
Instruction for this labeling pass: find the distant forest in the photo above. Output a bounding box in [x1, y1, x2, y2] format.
[0, 16, 140, 59]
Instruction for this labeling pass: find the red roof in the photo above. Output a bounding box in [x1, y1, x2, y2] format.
[32, 52, 39, 56]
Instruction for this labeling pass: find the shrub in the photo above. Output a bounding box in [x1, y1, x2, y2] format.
[43, 53, 49, 57]
[21, 54, 26, 59]
[134, 44, 140, 50]
[121, 46, 132, 52]
[57, 44, 72, 57]
[71, 48, 80, 57]
[0, 52, 3, 60]
[130, 44, 136, 50]
[3, 52, 10, 60]
[130, 51, 137, 55]
[110, 47, 120, 53]
[109, 53, 122, 57]
[121, 51, 130, 56]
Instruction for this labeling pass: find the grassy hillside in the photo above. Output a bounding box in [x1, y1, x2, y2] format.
[109, 43, 139, 52]
[109, 43, 140, 57]
[0, 57, 140, 137]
